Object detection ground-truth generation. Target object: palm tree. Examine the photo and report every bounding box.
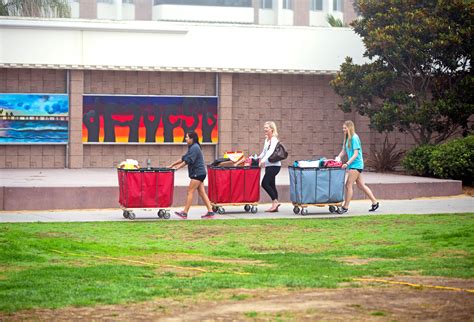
[326,14,344,27]
[0,0,71,18]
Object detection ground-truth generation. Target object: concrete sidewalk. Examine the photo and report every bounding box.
[0,168,464,211]
[0,195,472,223]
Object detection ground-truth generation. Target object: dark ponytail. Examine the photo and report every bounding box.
[187,132,201,148]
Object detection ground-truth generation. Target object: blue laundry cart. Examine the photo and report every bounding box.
[288,166,346,215]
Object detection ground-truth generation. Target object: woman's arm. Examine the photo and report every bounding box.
[168,158,183,168]
[342,149,358,169]
[337,148,346,159]
[257,140,266,160]
[259,137,277,166]
[337,138,346,159]
[172,160,187,170]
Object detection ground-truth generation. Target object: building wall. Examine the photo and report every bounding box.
[0,67,417,169]
[343,0,358,25]
[293,0,310,26]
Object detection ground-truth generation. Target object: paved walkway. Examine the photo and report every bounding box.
[1,195,472,223]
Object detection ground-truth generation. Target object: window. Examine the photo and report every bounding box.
[260,0,272,9]
[97,0,115,4]
[154,0,252,7]
[311,0,323,11]
[333,0,343,12]
[123,0,134,3]
[282,0,292,10]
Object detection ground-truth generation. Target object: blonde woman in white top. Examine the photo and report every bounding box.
[258,121,282,212]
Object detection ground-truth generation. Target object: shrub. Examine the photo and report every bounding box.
[429,135,474,184]
[401,144,437,176]
[366,135,404,172]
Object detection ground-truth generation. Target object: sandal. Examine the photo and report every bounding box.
[369,202,379,212]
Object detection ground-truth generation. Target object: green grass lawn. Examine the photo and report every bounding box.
[0,213,473,312]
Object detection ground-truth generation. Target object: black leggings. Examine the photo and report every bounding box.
[262,166,281,201]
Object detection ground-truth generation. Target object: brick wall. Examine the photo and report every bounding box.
[231,73,352,163]
[343,0,359,26]
[293,0,310,26]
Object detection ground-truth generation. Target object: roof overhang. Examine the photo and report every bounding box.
[0,17,366,74]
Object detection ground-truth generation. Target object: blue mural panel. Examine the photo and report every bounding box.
[0,94,69,143]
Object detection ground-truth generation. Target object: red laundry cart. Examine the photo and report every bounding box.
[207,165,261,214]
[117,168,175,220]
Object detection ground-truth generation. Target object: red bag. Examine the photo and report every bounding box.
[323,160,343,168]
[207,166,260,204]
[118,169,174,208]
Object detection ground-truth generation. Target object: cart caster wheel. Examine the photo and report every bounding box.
[329,206,336,213]
[163,212,171,220]
[244,204,251,212]
[251,206,258,213]
[301,208,309,216]
[212,206,219,212]
[128,212,136,220]
[293,206,300,215]
[158,209,165,218]
[217,207,225,215]
[123,210,129,218]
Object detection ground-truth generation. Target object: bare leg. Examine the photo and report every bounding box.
[183,179,201,213]
[197,182,213,212]
[356,174,377,204]
[343,170,360,209]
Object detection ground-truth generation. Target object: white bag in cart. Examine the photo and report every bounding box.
[296,160,320,168]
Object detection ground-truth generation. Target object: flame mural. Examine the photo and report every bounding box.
[82,95,218,143]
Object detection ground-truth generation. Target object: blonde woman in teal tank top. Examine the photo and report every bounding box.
[336,121,379,214]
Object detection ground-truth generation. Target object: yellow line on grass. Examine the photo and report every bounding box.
[354,278,474,293]
[52,249,251,276]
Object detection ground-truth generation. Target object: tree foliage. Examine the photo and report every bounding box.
[0,0,70,18]
[331,0,473,145]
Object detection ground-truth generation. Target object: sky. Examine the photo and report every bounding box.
[0,94,69,116]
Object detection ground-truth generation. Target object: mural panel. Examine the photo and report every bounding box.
[82,95,218,144]
[0,94,69,144]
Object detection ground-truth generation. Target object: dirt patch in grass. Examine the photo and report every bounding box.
[431,249,470,258]
[336,257,385,265]
[141,253,270,266]
[463,185,474,197]
[2,276,473,321]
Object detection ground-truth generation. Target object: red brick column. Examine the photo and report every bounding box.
[68,70,84,168]
[294,0,310,26]
[218,73,233,156]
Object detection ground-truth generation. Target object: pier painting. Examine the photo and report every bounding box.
[0,94,69,143]
[82,95,218,144]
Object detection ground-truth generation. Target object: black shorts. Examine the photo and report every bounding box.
[348,168,363,173]
[191,175,206,182]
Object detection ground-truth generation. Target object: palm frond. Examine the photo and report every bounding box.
[326,14,344,27]
[1,0,71,18]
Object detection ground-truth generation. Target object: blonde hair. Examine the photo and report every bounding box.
[344,120,356,148]
[264,121,278,137]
